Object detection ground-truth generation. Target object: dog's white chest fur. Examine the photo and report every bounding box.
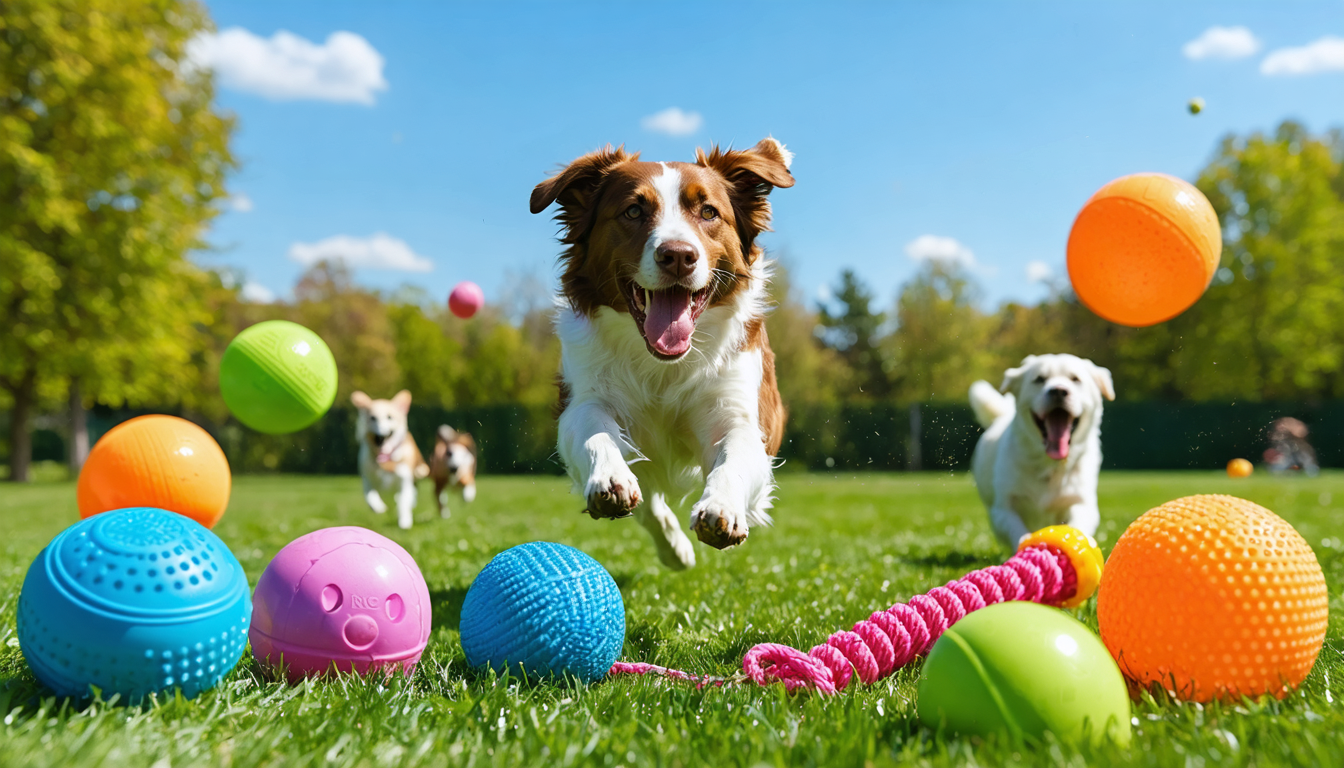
[553,264,776,568]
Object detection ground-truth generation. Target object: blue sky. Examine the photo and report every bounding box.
[198,1,1344,311]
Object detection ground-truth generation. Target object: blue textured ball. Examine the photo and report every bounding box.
[459,542,624,684]
[17,507,252,702]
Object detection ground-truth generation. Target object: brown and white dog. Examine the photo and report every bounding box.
[352,389,430,529]
[531,137,793,569]
[430,424,477,518]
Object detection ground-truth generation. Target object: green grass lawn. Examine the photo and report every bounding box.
[1,470,1342,767]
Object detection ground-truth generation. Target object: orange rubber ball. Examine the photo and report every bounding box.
[1067,173,1222,327]
[1097,495,1328,702]
[1227,458,1254,478]
[77,415,232,528]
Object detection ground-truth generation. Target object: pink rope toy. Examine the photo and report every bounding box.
[609,526,1105,694]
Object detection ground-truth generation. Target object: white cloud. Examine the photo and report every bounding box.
[187,28,387,105]
[641,107,704,137]
[1026,260,1053,283]
[1261,36,1344,76]
[288,233,432,272]
[1183,26,1260,60]
[241,281,276,303]
[230,193,254,213]
[904,235,976,268]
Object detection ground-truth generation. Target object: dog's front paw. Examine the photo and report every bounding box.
[365,490,388,515]
[584,463,641,519]
[690,493,748,549]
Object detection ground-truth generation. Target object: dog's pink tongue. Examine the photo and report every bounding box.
[1044,410,1073,460]
[644,287,694,357]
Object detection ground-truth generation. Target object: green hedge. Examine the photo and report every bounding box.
[64,400,1344,475]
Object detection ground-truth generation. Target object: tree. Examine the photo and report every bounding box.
[292,262,401,402]
[764,259,851,406]
[0,0,234,480]
[817,269,890,400]
[885,260,993,402]
[1171,122,1344,400]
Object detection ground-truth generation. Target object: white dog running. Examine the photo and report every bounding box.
[969,354,1114,548]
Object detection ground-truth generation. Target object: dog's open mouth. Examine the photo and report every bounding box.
[1033,408,1079,461]
[368,433,395,462]
[624,279,713,360]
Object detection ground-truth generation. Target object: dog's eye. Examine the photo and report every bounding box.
[1070,374,1081,383]
[1034,375,1046,384]
[623,204,643,220]
[700,205,718,220]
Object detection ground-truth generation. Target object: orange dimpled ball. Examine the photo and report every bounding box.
[1097,495,1328,702]
[1227,458,1253,478]
[77,415,232,528]
[1067,173,1222,327]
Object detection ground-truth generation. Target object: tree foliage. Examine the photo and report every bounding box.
[817,269,889,400]
[0,0,233,480]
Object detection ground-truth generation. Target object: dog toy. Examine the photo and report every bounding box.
[449,281,484,319]
[17,507,251,702]
[250,527,432,681]
[613,526,1103,694]
[1188,97,1204,115]
[1066,173,1221,327]
[219,320,338,434]
[76,415,232,528]
[918,601,1130,745]
[1098,494,1328,702]
[459,542,624,684]
[1226,458,1253,478]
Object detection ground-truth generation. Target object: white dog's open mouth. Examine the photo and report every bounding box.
[368,433,395,462]
[1033,408,1079,460]
[624,279,712,360]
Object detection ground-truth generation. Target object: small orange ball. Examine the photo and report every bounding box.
[1067,173,1222,327]
[1097,495,1328,702]
[1227,458,1254,478]
[77,415,232,528]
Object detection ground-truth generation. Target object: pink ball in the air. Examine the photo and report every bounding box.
[449,281,484,318]
[249,527,431,681]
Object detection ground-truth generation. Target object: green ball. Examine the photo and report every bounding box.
[917,602,1131,746]
[219,320,337,435]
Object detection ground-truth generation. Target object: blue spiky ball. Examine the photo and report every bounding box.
[458,542,624,684]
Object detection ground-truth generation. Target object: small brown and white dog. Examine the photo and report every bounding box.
[969,354,1115,548]
[531,137,794,570]
[430,425,477,518]
[352,389,429,530]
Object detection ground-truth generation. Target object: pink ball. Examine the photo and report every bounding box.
[250,527,431,681]
[449,281,484,319]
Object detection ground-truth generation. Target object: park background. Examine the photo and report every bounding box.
[3,2,1344,482]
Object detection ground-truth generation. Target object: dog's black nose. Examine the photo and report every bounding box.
[1047,387,1069,400]
[655,240,698,280]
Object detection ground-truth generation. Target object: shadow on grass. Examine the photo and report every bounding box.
[431,587,471,631]
[898,550,996,570]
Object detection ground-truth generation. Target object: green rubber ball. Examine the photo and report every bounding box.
[917,602,1131,746]
[219,320,338,435]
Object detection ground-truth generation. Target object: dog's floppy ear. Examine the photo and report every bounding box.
[437,424,457,443]
[351,391,372,409]
[530,145,635,242]
[999,356,1037,395]
[391,390,412,413]
[1091,363,1116,402]
[696,137,795,263]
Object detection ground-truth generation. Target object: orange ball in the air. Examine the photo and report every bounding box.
[77,415,232,528]
[1097,495,1328,702]
[1227,458,1253,478]
[1067,173,1222,327]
